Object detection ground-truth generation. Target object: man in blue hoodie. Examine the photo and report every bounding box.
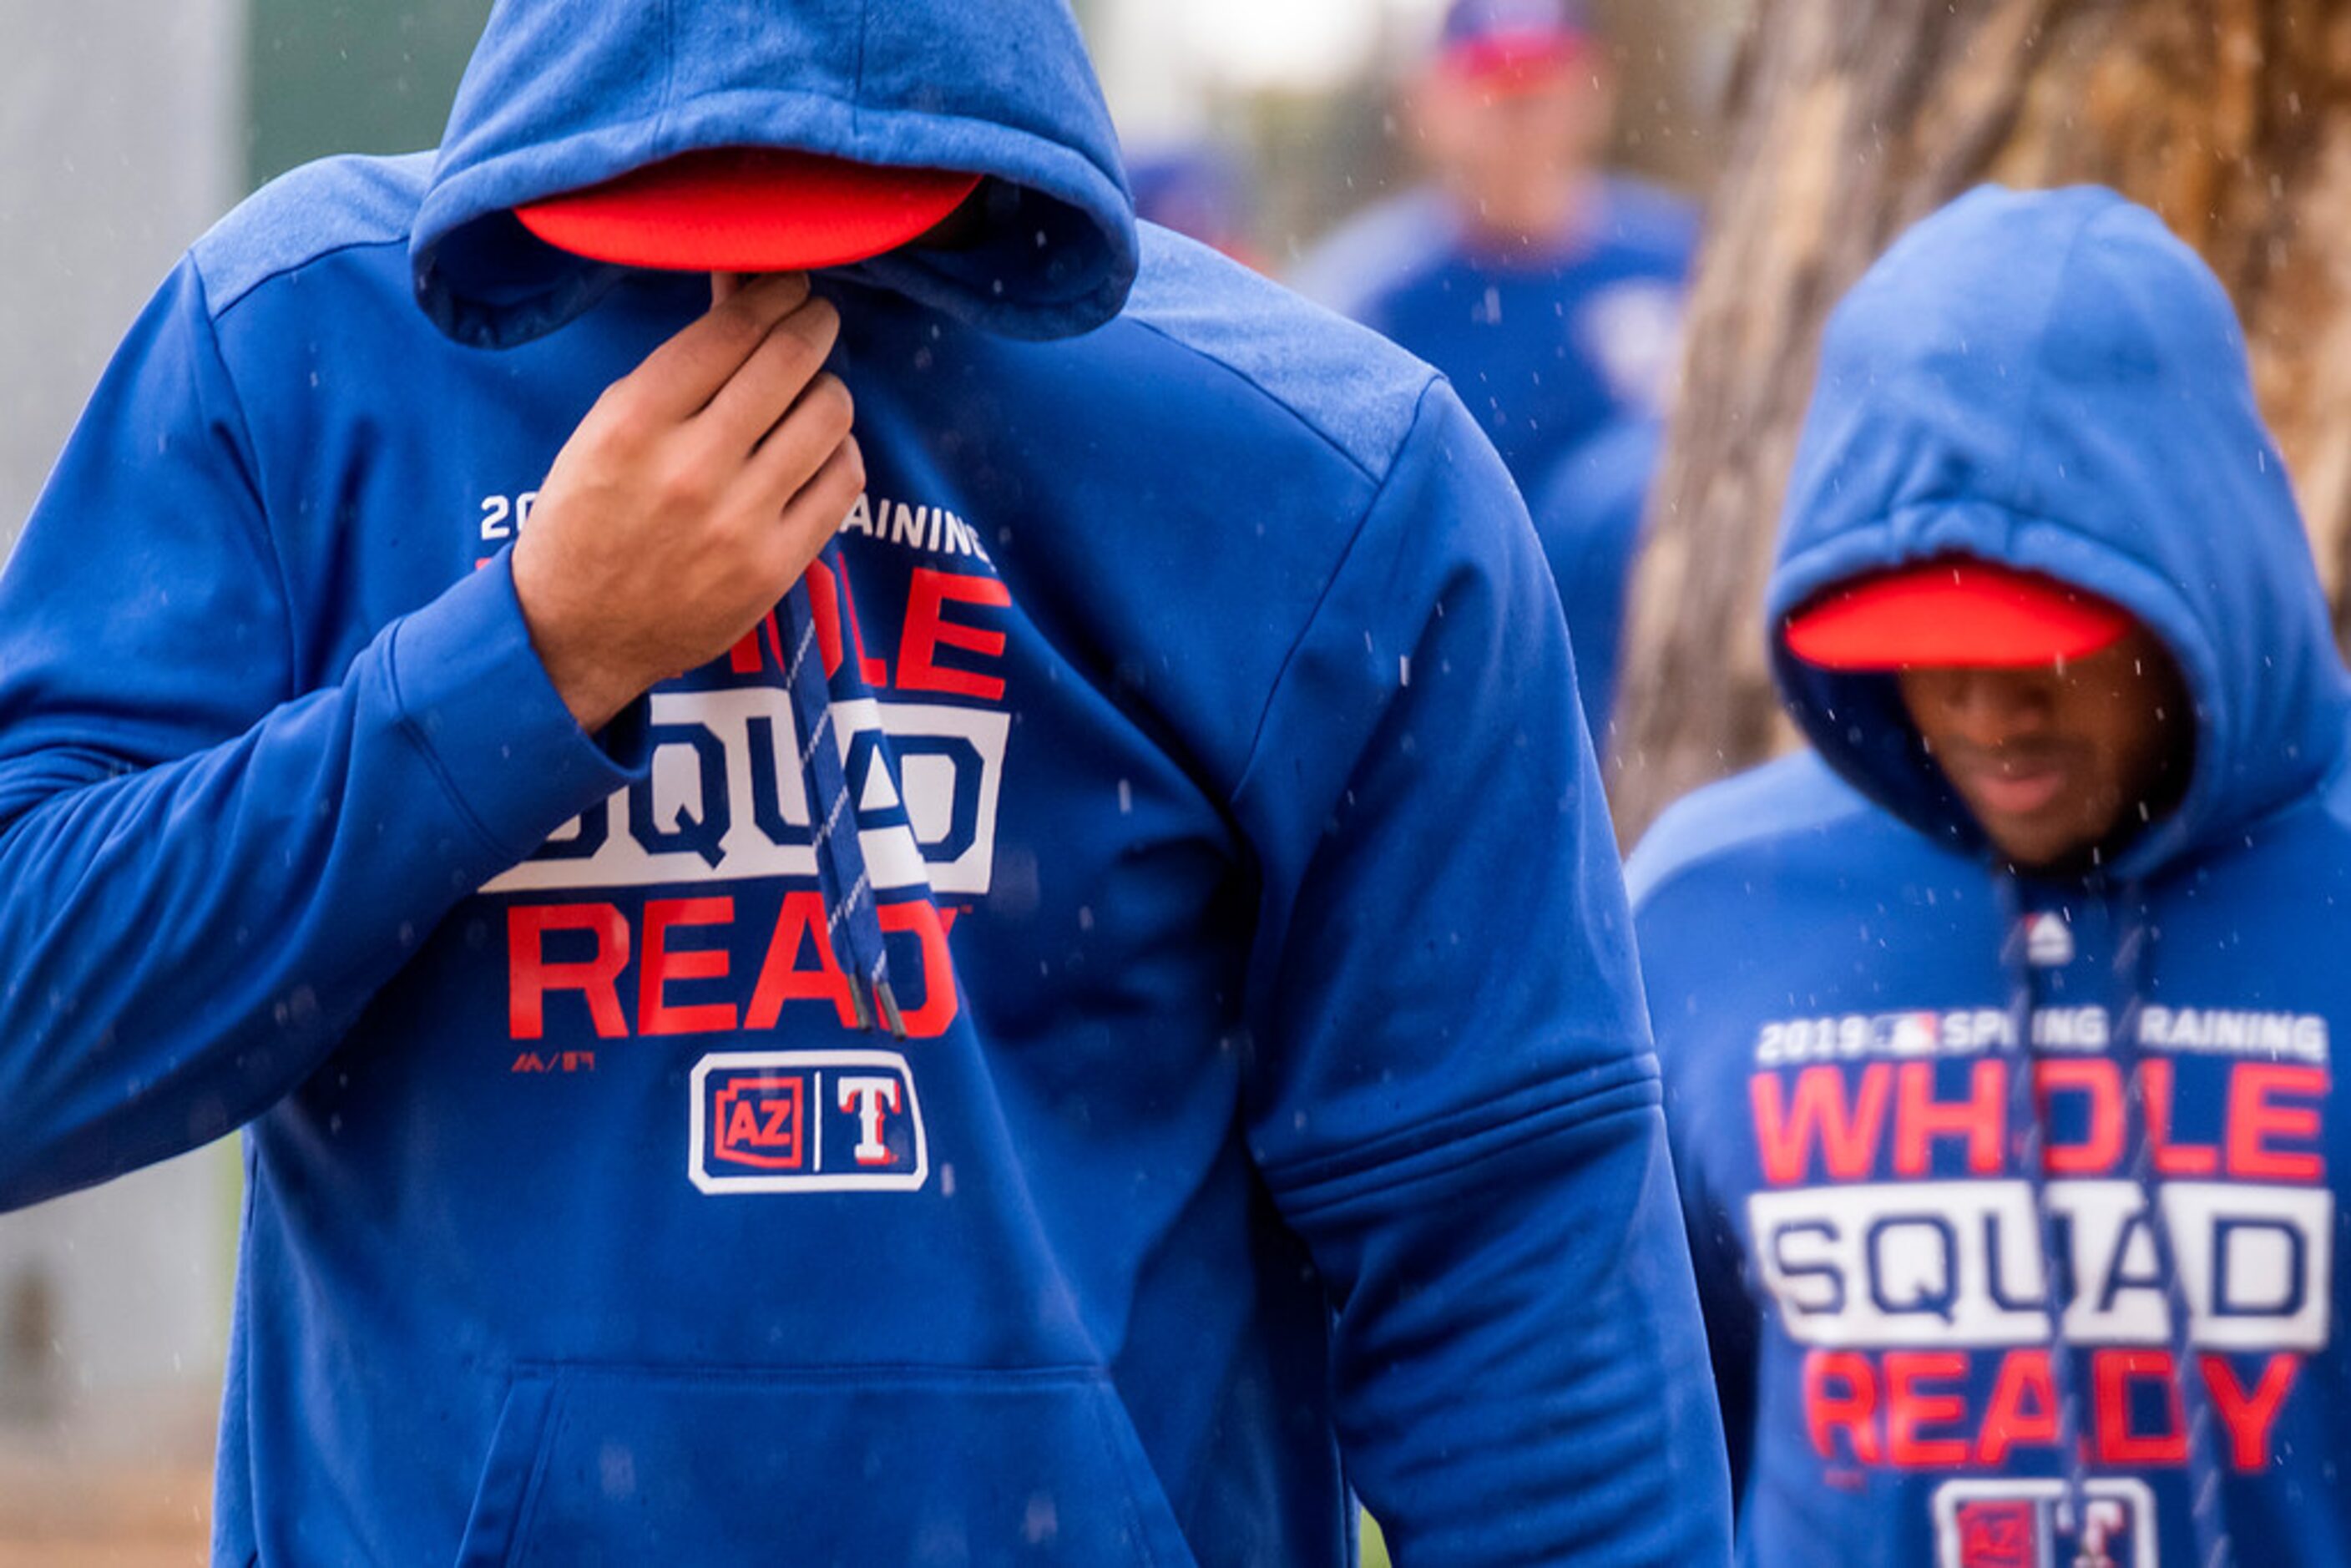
[0,1,1731,1563]
[1527,413,1662,748]
[1293,0,1697,496]
[1631,184,2351,1565]
[1294,0,1694,746]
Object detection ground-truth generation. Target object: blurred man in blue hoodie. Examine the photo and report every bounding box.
[1294,0,1696,496]
[1528,412,1663,749]
[0,1,1731,1563]
[1631,184,2351,1565]
[1294,0,1695,747]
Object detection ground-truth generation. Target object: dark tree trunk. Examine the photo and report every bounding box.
[1610,0,2351,842]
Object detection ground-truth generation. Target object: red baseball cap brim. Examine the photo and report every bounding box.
[1437,32,1588,93]
[513,147,983,274]
[1783,560,2136,670]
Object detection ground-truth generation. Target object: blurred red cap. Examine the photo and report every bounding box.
[1783,559,2136,670]
[514,146,983,273]
[1433,0,1590,93]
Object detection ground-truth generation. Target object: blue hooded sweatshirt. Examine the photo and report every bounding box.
[1292,178,1696,493]
[1528,413,1661,747]
[0,2,1731,1564]
[1629,184,2351,1566]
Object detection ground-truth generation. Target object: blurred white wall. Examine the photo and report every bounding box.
[0,0,245,1462]
[1090,0,1448,147]
[0,3,245,554]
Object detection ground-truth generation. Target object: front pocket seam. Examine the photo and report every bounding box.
[502,1380,572,1568]
[483,1363,1189,1565]
[1084,1381,1169,1568]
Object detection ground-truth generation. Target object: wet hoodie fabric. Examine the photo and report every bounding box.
[1292,178,1696,493]
[0,2,1731,1564]
[1629,185,2351,1565]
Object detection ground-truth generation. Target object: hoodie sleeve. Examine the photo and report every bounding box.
[1231,382,1732,1566]
[0,257,640,1211]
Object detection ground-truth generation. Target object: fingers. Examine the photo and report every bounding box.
[627,271,812,422]
[768,436,867,572]
[700,294,842,453]
[736,371,857,516]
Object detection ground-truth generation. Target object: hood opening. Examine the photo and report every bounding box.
[1766,187,2349,880]
[411,0,1139,350]
[1791,600,2200,881]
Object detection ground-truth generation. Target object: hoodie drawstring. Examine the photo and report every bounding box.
[2106,888,2232,1568]
[1996,874,2096,1557]
[1999,874,2232,1568]
[779,547,903,1036]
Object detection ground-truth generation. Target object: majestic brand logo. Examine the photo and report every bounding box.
[2024,913,2074,968]
[690,1051,928,1195]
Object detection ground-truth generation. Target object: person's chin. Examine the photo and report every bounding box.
[1960,792,2081,871]
[1976,804,2118,873]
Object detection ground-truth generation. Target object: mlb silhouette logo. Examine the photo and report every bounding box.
[1934,1479,2154,1568]
[2023,910,2075,967]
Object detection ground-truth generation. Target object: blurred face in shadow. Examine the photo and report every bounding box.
[1412,58,1614,245]
[1897,625,2193,873]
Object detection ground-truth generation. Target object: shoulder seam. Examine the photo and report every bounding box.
[1629,786,1878,913]
[183,264,301,701]
[200,232,412,322]
[1120,313,1427,487]
[1227,378,1446,792]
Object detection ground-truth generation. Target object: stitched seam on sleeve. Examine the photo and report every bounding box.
[382,621,523,864]
[1228,378,1445,797]
[1266,1065,1661,1219]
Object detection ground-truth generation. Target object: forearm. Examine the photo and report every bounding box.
[1285,1086,1733,1565]
[0,562,636,1208]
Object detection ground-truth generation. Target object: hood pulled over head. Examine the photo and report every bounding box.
[412,0,1137,348]
[1767,185,2350,878]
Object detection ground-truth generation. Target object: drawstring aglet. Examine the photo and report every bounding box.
[872,977,907,1039]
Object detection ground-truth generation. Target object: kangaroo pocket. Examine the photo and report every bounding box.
[454,1363,1199,1568]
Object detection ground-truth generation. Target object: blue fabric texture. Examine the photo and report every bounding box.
[1529,413,1659,746]
[1631,186,2351,1565]
[0,3,1729,1563]
[1441,0,1592,49]
[1293,177,1696,491]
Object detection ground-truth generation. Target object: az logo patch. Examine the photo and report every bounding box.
[1935,1479,2154,1568]
[690,1050,928,1195]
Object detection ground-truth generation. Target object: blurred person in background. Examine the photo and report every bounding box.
[1528,411,1660,750]
[1294,0,1696,746]
[0,0,1733,1561]
[1630,184,2351,1565]
[1292,0,1696,497]
[1126,140,1267,271]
